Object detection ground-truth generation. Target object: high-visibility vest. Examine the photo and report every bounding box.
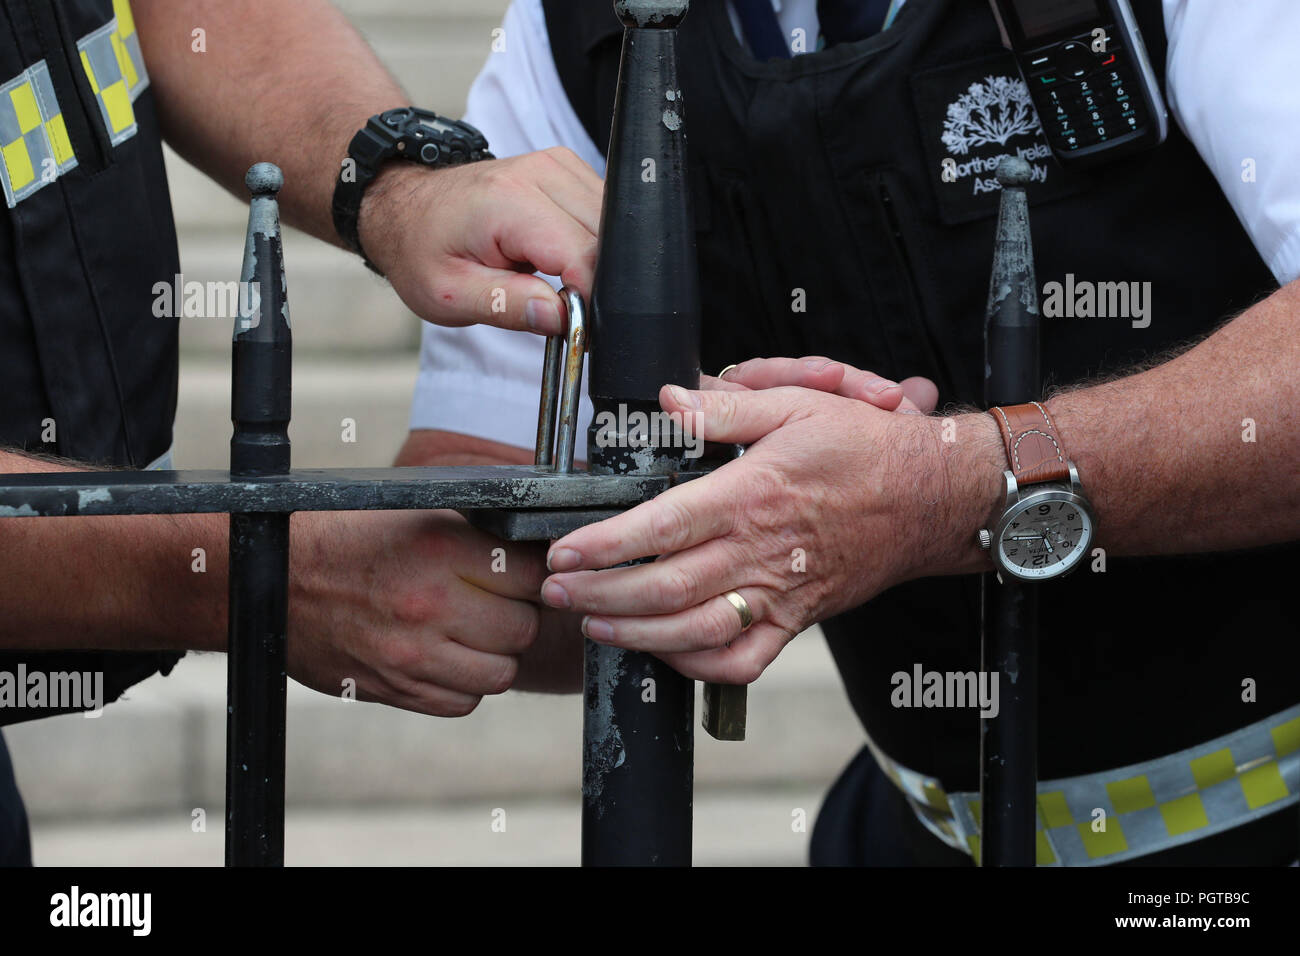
[0,1,183,732]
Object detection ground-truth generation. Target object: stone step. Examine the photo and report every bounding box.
[335,0,507,20]
[173,355,419,469]
[171,227,421,355]
[166,0,516,354]
[166,0,510,233]
[29,789,825,866]
[4,627,859,823]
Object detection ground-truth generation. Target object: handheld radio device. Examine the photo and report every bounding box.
[988,0,1167,167]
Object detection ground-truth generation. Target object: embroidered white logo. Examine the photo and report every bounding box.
[940,75,1053,195]
[942,75,1039,153]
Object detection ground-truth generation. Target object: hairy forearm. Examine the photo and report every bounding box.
[0,452,227,652]
[134,0,406,244]
[395,429,535,468]
[1045,279,1299,555]
[931,278,1300,575]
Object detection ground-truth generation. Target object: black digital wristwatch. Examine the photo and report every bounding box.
[332,108,494,272]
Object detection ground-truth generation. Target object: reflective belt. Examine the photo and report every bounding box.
[0,0,148,207]
[144,445,173,471]
[867,704,1300,866]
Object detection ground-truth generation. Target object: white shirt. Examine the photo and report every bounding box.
[411,0,1300,455]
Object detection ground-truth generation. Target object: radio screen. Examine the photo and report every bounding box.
[1010,0,1101,39]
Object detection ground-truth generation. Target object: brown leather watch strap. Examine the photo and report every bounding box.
[989,402,1070,485]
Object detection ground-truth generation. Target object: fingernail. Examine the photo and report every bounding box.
[547,547,582,572]
[540,580,570,609]
[525,297,561,335]
[805,359,836,371]
[667,385,701,409]
[582,616,614,642]
[866,378,902,392]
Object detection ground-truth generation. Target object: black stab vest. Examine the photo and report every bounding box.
[544,0,1297,789]
[0,0,183,724]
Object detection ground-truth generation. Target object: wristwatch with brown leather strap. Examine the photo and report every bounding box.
[978,401,1095,581]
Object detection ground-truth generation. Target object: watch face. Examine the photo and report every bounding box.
[995,487,1093,580]
[415,116,455,137]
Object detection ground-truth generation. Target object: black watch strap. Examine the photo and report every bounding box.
[332,108,493,273]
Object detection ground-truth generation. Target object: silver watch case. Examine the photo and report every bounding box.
[978,462,1095,582]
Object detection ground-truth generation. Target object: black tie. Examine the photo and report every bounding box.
[732,0,792,60]
[817,0,892,46]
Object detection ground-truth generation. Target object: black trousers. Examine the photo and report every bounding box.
[0,733,31,867]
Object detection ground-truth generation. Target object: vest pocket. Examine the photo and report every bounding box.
[860,169,956,397]
[700,169,805,366]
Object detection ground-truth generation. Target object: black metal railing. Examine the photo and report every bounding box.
[980,158,1041,867]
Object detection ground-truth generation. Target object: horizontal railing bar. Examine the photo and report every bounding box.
[0,466,678,518]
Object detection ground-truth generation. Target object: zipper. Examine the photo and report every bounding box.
[873,174,957,399]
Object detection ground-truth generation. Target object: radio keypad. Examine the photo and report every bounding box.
[1024,26,1147,152]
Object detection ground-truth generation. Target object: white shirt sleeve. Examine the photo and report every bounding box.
[409,0,604,458]
[1164,0,1300,285]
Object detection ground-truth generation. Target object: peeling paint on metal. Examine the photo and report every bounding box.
[0,469,685,520]
[76,487,112,510]
[237,235,261,340]
[985,187,1039,323]
[280,271,291,329]
[238,164,285,339]
[614,0,690,28]
[583,649,627,813]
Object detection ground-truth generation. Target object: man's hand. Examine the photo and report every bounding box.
[289,510,548,716]
[386,357,938,694]
[539,262,1300,685]
[359,148,602,336]
[135,1,601,337]
[0,457,553,716]
[706,356,939,413]
[538,378,998,685]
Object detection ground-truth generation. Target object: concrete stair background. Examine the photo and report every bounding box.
[3,0,867,864]
[7,636,862,865]
[166,0,514,469]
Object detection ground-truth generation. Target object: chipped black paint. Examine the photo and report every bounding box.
[581,0,697,867]
[0,468,674,518]
[979,156,1042,867]
[227,164,292,867]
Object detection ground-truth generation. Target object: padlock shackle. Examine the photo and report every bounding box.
[534,287,587,474]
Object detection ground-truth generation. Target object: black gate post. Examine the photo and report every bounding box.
[581,0,701,866]
[225,163,293,866]
[979,157,1040,867]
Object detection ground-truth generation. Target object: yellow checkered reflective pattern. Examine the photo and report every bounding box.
[0,2,149,207]
[0,61,78,207]
[865,704,1300,866]
[77,0,150,147]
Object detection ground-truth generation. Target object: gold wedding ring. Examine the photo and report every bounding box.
[722,590,754,632]
[717,363,739,380]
